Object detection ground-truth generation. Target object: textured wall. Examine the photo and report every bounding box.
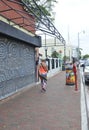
[0,35,36,99]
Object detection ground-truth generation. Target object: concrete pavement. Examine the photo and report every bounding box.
[0,71,81,130]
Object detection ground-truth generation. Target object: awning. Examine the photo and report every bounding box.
[0,0,36,34]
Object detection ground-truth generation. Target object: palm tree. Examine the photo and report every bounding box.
[76,47,82,59]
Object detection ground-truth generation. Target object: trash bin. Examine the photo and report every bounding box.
[62,63,65,71]
[66,67,75,85]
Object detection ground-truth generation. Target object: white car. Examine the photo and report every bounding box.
[84,61,89,83]
[79,59,85,67]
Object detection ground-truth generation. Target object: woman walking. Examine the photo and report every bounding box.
[38,57,48,92]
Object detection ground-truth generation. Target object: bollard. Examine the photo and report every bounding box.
[73,63,78,91]
[74,73,78,91]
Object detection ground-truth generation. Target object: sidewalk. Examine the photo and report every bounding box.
[0,71,81,130]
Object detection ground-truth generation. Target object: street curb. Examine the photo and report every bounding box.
[81,71,89,130]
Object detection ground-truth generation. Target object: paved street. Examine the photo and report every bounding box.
[0,71,81,130]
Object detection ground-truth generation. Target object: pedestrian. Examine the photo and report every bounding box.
[73,61,77,75]
[38,57,48,92]
[73,60,78,91]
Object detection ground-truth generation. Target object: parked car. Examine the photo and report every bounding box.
[79,59,85,67]
[84,61,89,83]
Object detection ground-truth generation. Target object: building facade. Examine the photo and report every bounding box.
[39,37,73,62]
[0,0,41,99]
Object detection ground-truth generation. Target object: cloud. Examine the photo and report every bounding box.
[54,0,89,55]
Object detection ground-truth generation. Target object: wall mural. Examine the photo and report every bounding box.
[0,35,35,98]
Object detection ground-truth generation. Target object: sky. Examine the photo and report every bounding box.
[54,0,89,55]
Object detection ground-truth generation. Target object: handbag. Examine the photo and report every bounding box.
[39,74,47,80]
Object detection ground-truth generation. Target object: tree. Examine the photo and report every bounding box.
[83,54,89,59]
[51,51,59,58]
[63,56,70,62]
[76,47,82,59]
[22,0,58,21]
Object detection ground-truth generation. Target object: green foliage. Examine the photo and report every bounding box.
[22,0,58,21]
[39,5,51,16]
[63,56,70,61]
[83,54,89,59]
[51,51,59,58]
[76,47,82,59]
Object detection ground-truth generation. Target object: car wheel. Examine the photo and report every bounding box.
[85,80,88,84]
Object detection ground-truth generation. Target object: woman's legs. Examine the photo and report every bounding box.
[40,74,47,92]
[42,80,47,91]
[41,79,47,92]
